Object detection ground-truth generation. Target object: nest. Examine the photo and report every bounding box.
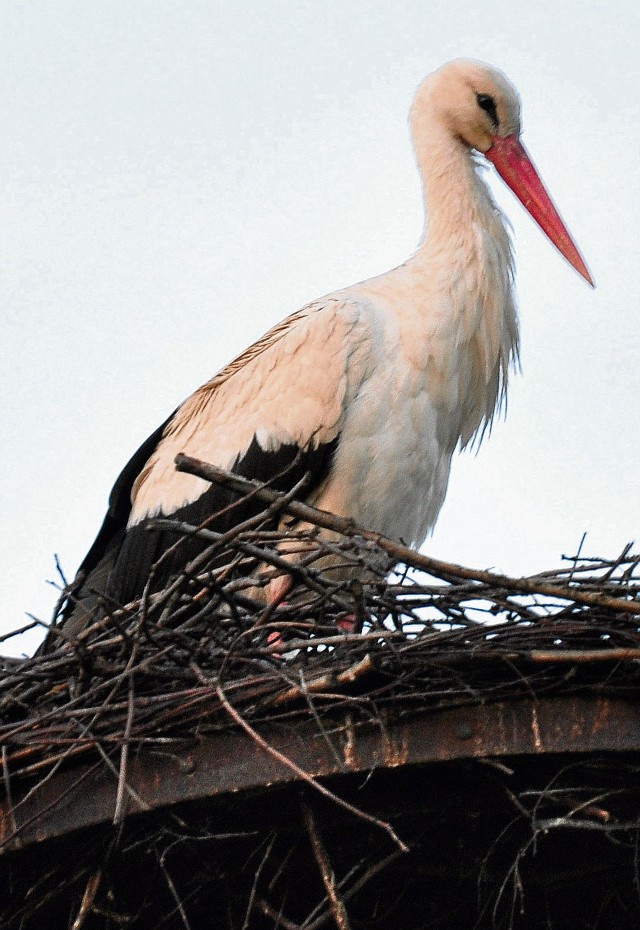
[1,456,640,929]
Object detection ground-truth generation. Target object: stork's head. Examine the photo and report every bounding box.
[412,59,593,286]
[416,59,521,153]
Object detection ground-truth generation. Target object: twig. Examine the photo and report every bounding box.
[1,745,17,835]
[297,672,345,771]
[70,869,102,930]
[148,518,353,609]
[257,897,303,930]
[528,648,640,663]
[273,655,374,706]
[214,678,408,852]
[175,455,640,615]
[303,850,405,930]
[301,797,351,930]
[242,834,276,930]
[113,682,136,824]
[158,846,193,930]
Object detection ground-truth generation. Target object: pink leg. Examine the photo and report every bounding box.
[264,576,293,653]
[336,614,357,633]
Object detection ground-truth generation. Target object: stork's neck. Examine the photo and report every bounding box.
[344,120,519,447]
[399,121,519,447]
[415,125,508,265]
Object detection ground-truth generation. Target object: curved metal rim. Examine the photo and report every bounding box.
[1,695,638,854]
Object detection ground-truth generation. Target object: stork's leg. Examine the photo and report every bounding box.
[265,575,294,652]
[264,577,359,654]
[336,615,357,633]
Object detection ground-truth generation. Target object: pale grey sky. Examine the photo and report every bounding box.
[2,0,639,654]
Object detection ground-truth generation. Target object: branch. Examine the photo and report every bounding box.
[212,675,408,853]
[301,797,351,930]
[175,454,640,616]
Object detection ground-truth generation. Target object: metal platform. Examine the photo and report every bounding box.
[2,694,639,853]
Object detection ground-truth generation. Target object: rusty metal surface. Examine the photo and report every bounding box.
[1,695,638,854]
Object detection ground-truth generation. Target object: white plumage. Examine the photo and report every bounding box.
[52,58,591,643]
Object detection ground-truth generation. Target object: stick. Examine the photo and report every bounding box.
[113,683,135,824]
[175,455,640,616]
[303,850,404,930]
[273,655,374,706]
[527,648,640,663]
[1,746,17,836]
[214,679,408,852]
[70,870,102,930]
[257,898,302,930]
[301,797,351,930]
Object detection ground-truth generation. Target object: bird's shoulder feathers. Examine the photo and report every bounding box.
[129,295,375,524]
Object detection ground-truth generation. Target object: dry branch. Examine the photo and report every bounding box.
[0,459,638,794]
[176,454,640,616]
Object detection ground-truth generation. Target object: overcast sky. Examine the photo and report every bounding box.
[1,0,638,654]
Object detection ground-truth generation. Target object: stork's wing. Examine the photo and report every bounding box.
[57,297,373,636]
[73,412,176,582]
[128,297,371,524]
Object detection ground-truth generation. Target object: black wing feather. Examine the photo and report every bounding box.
[46,430,338,649]
[105,434,339,607]
[75,410,177,580]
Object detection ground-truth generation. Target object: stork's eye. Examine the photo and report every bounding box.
[476,93,498,128]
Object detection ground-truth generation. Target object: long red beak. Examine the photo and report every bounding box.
[486,134,593,287]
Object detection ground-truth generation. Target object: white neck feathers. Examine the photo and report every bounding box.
[408,114,520,447]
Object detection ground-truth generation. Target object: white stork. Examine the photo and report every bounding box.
[54,59,591,644]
